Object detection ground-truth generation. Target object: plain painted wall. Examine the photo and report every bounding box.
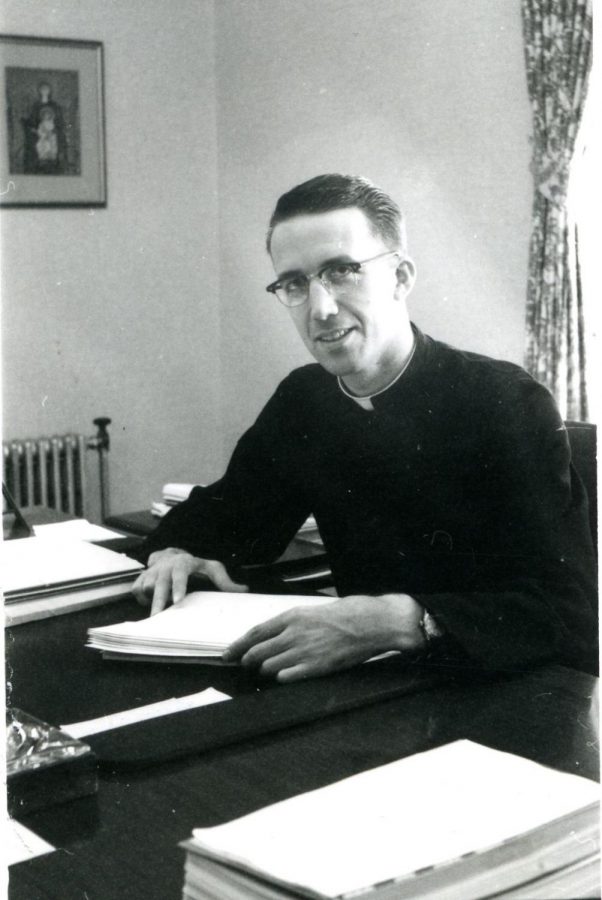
[1,0,222,517]
[1,0,533,517]
[215,0,533,454]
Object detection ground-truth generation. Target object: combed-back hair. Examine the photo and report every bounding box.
[266,174,407,255]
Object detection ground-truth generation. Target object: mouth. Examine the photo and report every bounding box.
[314,327,355,345]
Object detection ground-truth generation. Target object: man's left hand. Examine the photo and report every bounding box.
[222,593,425,682]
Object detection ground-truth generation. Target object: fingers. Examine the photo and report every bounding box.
[222,600,389,682]
[132,571,149,605]
[171,559,191,604]
[132,551,249,619]
[222,616,287,663]
[132,548,189,608]
[276,663,314,683]
[239,641,334,683]
[222,611,336,682]
[131,557,187,615]
[204,560,249,594]
[150,564,177,615]
[227,635,309,680]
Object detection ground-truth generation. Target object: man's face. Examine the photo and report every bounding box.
[269,207,415,395]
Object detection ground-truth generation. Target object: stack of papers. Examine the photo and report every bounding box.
[87,591,334,661]
[151,483,198,517]
[3,537,144,625]
[3,537,143,602]
[182,740,600,900]
[162,483,198,504]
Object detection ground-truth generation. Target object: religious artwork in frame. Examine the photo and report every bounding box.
[0,35,106,207]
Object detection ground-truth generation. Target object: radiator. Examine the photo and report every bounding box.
[3,434,89,517]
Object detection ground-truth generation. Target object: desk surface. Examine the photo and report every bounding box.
[7,597,599,900]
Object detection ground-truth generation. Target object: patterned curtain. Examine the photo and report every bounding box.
[521,0,592,420]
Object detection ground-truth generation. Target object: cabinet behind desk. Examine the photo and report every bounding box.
[105,509,158,537]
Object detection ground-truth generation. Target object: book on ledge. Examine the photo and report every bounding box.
[86,591,334,663]
[151,482,199,517]
[180,740,600,900]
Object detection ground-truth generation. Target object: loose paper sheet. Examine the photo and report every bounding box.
[62,687,230,737]
[191,740,600,898]
[7,819,55,866]
[33,519,126,542]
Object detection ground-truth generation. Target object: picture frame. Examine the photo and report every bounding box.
[0,35,106,207]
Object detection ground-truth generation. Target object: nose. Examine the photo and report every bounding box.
[307,277,338,320]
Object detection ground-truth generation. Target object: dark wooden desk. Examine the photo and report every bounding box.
[7,596,599,900]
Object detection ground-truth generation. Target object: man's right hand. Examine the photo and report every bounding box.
[132,547,248,615]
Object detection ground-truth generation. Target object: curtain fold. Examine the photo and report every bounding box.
[521,0,592,420]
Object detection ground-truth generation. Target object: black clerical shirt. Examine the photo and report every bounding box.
[141,327,597,673]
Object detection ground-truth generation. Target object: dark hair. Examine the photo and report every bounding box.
[266,174,407,255]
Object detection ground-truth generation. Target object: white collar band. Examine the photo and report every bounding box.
[338,339,417,410]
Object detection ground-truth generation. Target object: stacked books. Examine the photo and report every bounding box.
[86,591,334,663]
[181,740,600,899]
[151,483,198,518]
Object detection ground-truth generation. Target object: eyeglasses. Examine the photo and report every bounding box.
[266,250,400,307]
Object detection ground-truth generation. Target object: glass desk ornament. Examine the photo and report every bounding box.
[7,707,98,815]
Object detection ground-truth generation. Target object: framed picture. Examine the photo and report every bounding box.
[0,35,106,207]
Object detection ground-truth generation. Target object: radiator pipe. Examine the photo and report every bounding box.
[88,417,111,522]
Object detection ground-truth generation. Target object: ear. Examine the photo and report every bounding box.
[395,258,416,297]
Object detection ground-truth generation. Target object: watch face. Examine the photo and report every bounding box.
[422,611,443,641]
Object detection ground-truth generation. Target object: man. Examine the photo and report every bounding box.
[133,174,597,681]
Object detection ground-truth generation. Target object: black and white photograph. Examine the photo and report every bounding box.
[1,1,598,899]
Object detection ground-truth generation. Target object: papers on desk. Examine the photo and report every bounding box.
[32,518,127,542]
[3,536,143,600]
[162,483,198,504]
[152,482,199,516]
[7,819,55,867]
[3,536,143,625]
[87,591,334,661]
[63,687,230,738]
[182,740,600,900]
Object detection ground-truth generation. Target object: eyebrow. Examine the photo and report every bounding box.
[275,254,355,282]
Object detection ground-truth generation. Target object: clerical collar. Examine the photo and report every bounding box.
[337,339,417,411]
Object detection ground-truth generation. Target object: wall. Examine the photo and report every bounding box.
[2,0,534,517]
[215,0,533,453]
[1,0,222,516]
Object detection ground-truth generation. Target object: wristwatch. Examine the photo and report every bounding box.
[420,608,443,644]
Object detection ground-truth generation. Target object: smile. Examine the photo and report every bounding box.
[315,327,355,344]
